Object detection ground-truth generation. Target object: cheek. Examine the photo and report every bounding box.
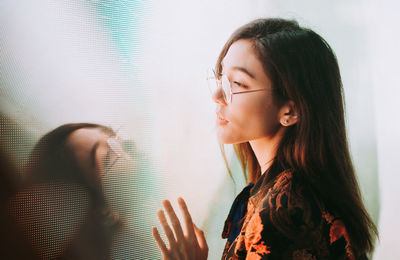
[95,146,108,176]
[216,97,280,143]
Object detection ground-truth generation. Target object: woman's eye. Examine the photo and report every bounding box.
[232,81,246,89]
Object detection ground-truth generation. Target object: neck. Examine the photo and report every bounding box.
[249,129,284,175]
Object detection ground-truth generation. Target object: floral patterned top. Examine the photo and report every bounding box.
[221,169,367,260]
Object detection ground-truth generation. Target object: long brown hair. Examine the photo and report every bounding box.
[24,123,120,259]
[26,123,115,202]
[217,18,378,257]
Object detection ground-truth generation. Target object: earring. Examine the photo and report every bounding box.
[282,119,289,126]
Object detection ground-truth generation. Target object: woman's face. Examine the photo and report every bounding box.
[213,39,282,144]
[66,127,112,179]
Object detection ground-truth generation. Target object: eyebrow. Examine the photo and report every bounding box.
[221,61,256,79]
[232,66,256,79]
[90,141,100,168]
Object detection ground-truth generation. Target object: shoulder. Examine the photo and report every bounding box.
[224,170,358,259]
[251,170,321,239]
[229,170,322,258]
[246,169,356,259]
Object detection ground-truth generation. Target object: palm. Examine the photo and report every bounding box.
[152,198,208,260]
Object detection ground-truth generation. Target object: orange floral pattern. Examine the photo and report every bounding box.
[244,213,263,250]
[222,170,361,260]
[322,211,355,260]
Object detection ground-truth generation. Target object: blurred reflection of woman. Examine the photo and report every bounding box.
[152,18,378,259]
[10,123,122,259]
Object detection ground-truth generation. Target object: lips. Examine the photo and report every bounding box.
[216,112,229,123]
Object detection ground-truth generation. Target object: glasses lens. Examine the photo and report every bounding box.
[107,138,123,156]
[206,69,231,103]
[221,74,231,103]
[104,138,123,173]
[206,68,218,95]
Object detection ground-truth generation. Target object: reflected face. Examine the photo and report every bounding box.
[66,127,112,180]
[213,39,282,144]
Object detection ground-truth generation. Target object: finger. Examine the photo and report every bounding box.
[157,210,177,249]
[163,200,186,243]
[194,224,208,251]
[163,200,189,260]
[152,226,169,256]
[178,197,196,242]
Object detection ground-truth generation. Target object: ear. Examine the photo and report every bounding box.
[279,100,299,127]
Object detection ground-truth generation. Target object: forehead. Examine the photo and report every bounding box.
[222,39,265,77]
[67,128,109,150]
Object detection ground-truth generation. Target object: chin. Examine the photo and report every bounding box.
[216,130,245,144]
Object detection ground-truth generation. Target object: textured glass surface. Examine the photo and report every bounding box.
[1,0,398,259]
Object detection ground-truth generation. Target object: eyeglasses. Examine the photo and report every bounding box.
[103,138,124,175]
[206,68,270,104]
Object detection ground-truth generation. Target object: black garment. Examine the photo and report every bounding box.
[221,169,364,260]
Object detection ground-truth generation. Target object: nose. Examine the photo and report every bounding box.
[212,86,227,106]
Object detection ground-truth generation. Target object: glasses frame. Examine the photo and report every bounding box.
[103,137,123,175]
[207,69,270,104]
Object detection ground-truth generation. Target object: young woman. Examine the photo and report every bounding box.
[13,123,122,259]
[152,18,378,260]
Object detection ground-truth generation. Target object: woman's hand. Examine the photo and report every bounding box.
[152,197,208,260]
